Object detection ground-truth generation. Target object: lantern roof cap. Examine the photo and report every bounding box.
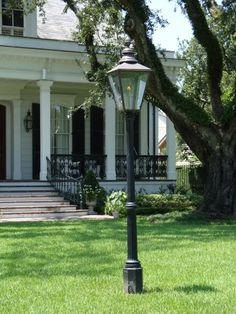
[107,42,151,74]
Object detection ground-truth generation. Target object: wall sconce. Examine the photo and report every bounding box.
[24,110,33,132]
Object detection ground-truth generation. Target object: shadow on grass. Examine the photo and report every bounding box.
[144,287,163,293]
[0,220,127,279]
[144,284,218,294]
[174,284,218,294]
[0,217,235,280]
[138,210,236,245]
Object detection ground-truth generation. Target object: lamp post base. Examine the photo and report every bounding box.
[123,261,143,294]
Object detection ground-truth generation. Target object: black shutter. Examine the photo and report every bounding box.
[90,106,104,155]
[32,103,40,180]
[72,109,85,155]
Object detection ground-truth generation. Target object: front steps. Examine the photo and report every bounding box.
[0,181,88,222]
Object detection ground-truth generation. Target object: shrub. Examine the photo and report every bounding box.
[136,194,197,215]
[104,191,202,216]
[104,191,127,216]
[82,170,106,213]
[83,171,100,191]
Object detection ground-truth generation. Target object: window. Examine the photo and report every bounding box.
[1,0,24,36]
[51,105,70,155]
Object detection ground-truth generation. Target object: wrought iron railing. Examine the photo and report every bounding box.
[116,155,168,179]
[47,157,84,208]
[51,154,107,180]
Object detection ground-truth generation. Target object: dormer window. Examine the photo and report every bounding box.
[1,0,24,36]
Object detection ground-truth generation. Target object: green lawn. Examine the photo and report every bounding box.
[0,214,235,314]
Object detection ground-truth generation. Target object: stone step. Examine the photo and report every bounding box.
[0,180,88,222]
[0,181,49,187]
[0,204,76,210]
[0,210,88,222]
[0,191,59,197]
[0,196,65,202]
[0,186,55,192]
[0,208,78,215]
[0,202,71,208]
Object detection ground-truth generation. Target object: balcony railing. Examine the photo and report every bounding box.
[51,154,107,180]
[50,154,168,180]
[116,155,168,180]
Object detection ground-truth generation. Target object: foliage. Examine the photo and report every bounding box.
[136,193,202,215]
[177,1,236,124]
[83,170,103,201]
[176,133,199,163]
[104,190,202,216]
[83,184,101,202]
[0,219,235,313]
[176,163,204,194]
[104,190,127,216]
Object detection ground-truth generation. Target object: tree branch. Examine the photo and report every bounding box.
[62,0,103,78]
[117,0,222,161]
[182,0,224,122]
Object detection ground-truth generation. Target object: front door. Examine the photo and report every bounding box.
[0,105,6,180]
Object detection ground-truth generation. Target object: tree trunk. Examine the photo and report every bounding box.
[202,150,236,216]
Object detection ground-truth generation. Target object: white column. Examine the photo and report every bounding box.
[140,101,148,155]
[155,107,159,155]
[148,103,153,155]
[37,80,53,180]
[12,99,22,179]
[105,94,116,180]
[166,117,176,180]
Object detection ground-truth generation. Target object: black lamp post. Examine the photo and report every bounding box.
[107,43,151,294]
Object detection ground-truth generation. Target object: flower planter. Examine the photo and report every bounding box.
[86,200,97,215]
[112,211,119,219]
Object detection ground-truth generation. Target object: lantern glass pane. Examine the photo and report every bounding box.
[120,72,149,111]
[108,72,124,111]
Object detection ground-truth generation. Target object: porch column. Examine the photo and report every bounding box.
[105,94,116,180]
[37,80,53,180]
[166,117,176,180]
[12,99,22,179]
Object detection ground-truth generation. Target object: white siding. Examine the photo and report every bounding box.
[20,98,34,180]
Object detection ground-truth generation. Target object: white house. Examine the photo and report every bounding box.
[0,0,182,193]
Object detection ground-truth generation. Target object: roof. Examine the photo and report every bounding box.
[37,0,78,41]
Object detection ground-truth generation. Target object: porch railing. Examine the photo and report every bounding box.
[51,154,107,180]
[47,157,84,208]
[49,154,168,181]
[116,155,168,180]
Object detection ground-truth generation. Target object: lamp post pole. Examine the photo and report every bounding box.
[107,42,151,294]
[123,111,143,293]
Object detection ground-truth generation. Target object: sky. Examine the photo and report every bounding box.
[149,0,193,52]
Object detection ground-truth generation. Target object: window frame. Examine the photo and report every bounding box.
[1,0,24,36]
[51,105,71,155]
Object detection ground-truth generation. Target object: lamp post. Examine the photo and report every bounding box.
[107,43,151,294]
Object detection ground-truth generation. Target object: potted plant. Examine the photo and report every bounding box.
[104,191,127,218]
[83,171,102,214]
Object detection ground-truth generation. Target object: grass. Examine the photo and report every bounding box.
[0,213,235,314]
